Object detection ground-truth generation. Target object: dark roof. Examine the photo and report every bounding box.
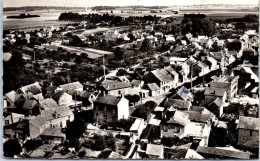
[80,91,92,98]
[23,99,37,109]
[237,116,259,130]
[131,79,142,87]
[204,87,226,97]
[164,99,191,110]
[94,95,122,106]
[197,146,250,159]
[52,90,66,101]
[39,98,58,110]
[209,97,223,107]
[171,86,192,101]
[189,111,211,123]
[46,86,57,92]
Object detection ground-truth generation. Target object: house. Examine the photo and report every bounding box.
[57,81,84,94]
[170,57,187,65]
[163,98,191,111]
[207,97,224,117]
[3,113,24,126]
[165,35,175,42]
[171,86,193,101]
[209,52,225,67]
[204,87,227,104]
[161,110,189,138]
[29,106,74,138]
[209,75,239,100]
[23,99,38,115]
[39,98,58,110]
[101,81,132,96]
[161,66,179,87]
[130,79,143,95]
[40,127,66,143]
[93,95,129,124]
[237,116,259,149]
[52,91,73,106]
[202,56,218,71]
[143,69,175,94]
[80,91,97,107]
[193,61,209,77]
[3,90,16,108]
[142,83,160,96]
[15,82,42,101]
[129,118,145,139]
[145,144,164,159]
[196,146,250,159]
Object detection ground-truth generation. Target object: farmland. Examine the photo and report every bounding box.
[3,6,258,30]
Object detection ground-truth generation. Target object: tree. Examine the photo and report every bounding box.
[140,39,152,52]
[4,139,22,157]
[226,40,241,51]
[91,134,106,150]
[211,41,221,52]
[114,47,124,60]
[24,138,43,151]
[105,133,116,151]
[65,118,86,140]
[161,137,177,147]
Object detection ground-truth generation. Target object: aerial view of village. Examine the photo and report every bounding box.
[2,0,259,159]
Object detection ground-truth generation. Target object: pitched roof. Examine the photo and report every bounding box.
[108,151,123,159]
[197,146,250,159]
[167,111,189,126]
[23,99,37,109]
[146,144,164,156]
[59,81,83,91]
[80,91,92,98]
[29,106,73,128]
[209,97,223,107]
[146,83,160,91]
[4,90,16,103]
[164,99,191,110]
[151,69,173,82]
[188,111,211,123]
[52,91,67,101]
[19,82,42,94]
[171,86,192,101]
[102,81,131,91]
[39,98,58,110]
[237,116,259,131]
[204,87,226,97]
[131,79,142,87]
[94,95,122,106]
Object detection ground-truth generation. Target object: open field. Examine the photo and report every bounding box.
[45,43,113,59]
[3,7,258,30]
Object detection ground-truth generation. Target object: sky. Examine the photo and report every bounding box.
[3,0,259,7]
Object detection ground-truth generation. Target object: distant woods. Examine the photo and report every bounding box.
[58,12,160,25]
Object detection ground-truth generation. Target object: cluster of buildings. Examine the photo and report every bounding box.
[2,11,259,159]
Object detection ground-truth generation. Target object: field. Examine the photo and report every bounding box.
[3,7,258,30]
[46,44,113,59]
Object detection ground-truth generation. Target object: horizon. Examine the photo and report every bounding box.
[3,0,259,8]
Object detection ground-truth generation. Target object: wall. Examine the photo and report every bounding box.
[117,97,129,120]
